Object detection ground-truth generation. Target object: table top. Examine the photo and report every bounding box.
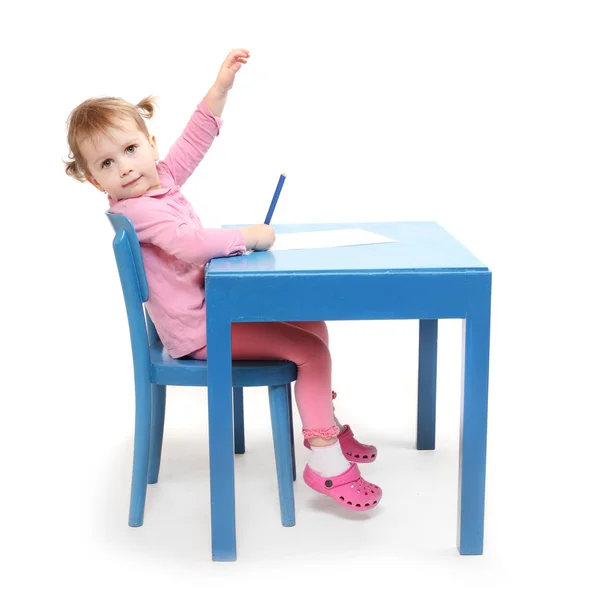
[207,221,488,276]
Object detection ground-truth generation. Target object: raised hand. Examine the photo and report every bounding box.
[214,48,251,94]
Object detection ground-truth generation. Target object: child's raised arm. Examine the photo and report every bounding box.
[161,49,250,187]
[203,48,250,118]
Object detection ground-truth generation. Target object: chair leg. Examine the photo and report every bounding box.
[233,387,245,454]
[286,383,296,482]
[129,377,152,527]
[148,384,166,484]
[417,319,438,450]
[268,384,296,527]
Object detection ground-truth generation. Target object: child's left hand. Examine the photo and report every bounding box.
[214,48,250,94]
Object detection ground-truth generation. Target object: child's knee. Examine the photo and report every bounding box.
[303,335,331,367]
[303,320,329,344]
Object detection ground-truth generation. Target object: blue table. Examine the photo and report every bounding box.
[205,221,492,561]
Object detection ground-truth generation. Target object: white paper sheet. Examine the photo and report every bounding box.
[268,228,396,252]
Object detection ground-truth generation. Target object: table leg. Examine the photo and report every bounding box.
[233,387,245,454]
[457,273,492,555]
[417,319,438,450]
[206,317,236,561]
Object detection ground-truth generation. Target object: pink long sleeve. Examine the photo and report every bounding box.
[161,99,222,187]
[116,196,246,266]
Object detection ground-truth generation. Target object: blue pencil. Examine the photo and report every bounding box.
[264,173,286,225]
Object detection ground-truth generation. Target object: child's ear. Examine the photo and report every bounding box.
[85,172,105,193]
[149,135,159,161]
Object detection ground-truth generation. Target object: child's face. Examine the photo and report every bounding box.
[81,118,160,200]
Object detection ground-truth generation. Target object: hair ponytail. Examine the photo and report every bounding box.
[136,95,158,119]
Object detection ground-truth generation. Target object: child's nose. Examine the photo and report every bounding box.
[120,166,133,177]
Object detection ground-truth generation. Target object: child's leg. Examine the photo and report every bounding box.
[284,321,329,345]
[188,322,383,510]
[283,322,342,419]
[286,322,378,463]
[189,322,336,441]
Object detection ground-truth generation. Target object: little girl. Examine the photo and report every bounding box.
[64,48,382,511]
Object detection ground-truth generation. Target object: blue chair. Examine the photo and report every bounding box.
[105,212,297,536]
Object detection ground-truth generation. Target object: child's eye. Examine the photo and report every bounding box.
[101,145,136,168]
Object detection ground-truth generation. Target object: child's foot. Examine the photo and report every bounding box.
[304,424,378,463]
[303,463,382,511]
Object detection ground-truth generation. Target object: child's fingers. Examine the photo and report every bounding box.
[222,48,249,70]
[225,52,249,64]
[230,48,250,58]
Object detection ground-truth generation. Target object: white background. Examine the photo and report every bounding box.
[2,1,599,597]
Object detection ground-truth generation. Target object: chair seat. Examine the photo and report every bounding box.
[149,341,298,387]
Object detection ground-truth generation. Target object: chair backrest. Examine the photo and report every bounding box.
[106,212,149,299]
[105,212,160,379]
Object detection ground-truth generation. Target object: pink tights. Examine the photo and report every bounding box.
[187,322,337,439]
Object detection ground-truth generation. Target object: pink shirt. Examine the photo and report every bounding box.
[108,100,246,358]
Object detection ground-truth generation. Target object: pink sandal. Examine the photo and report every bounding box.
[303,463,382,511]
[304,424,378,463]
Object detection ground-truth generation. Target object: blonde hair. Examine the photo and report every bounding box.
[64,95,158,182]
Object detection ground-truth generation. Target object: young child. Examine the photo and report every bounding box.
[64,48,382,511]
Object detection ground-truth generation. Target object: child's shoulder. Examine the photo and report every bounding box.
[156,159,176,184]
